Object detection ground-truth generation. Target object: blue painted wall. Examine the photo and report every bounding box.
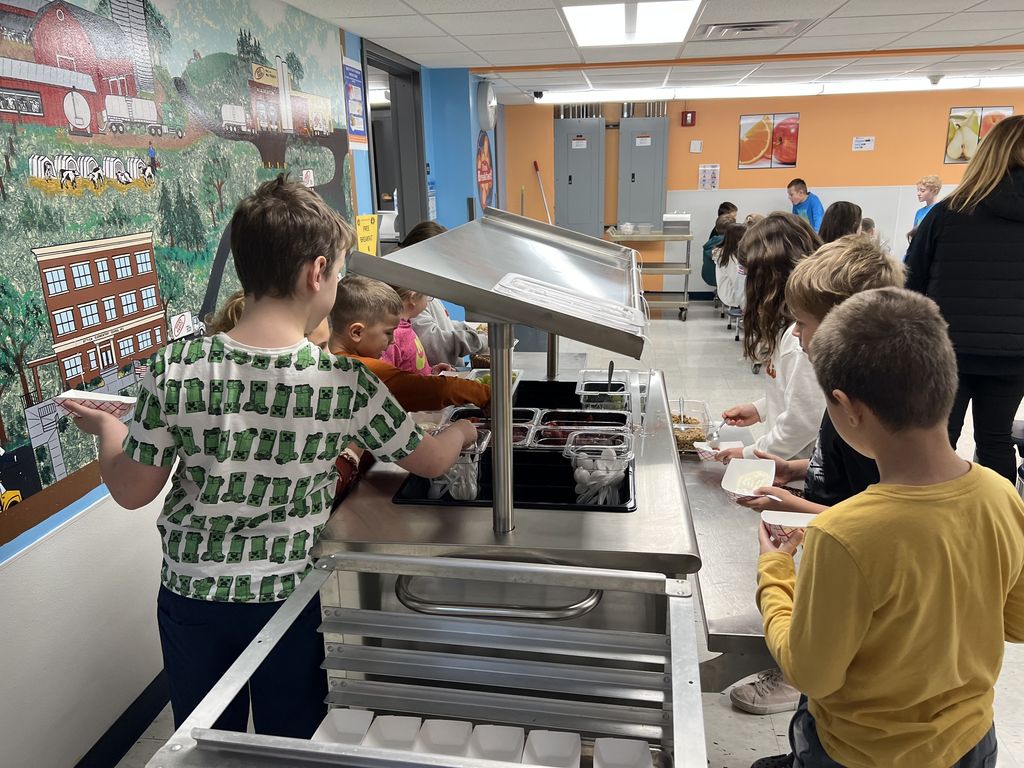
[421,68,475,229]
[344,31,374,217]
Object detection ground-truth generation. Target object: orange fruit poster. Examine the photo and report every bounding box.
[739,113,800,169]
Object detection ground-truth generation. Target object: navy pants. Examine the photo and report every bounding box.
[790,697,998,767]
[157,586,327,737]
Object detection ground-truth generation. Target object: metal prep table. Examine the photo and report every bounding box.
[677,458,776,691]
[606,230,694,321]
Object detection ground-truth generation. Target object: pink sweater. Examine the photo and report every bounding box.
[380,319,432,375]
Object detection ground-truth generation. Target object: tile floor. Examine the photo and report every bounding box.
[117,303,1023,767]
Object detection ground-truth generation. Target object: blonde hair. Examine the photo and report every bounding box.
[946,115,1024,213]
[916,174,942,193]
[810,288,957,431]
[786,235,906,321]
[205,290,246,335]
[331,274,402,333]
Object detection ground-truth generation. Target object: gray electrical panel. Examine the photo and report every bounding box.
[617,116,668,228]
[554,118,605,237]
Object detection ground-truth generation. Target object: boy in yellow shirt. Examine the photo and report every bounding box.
[756,287,1024,768]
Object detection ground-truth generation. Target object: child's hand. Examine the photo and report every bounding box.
[715,446,744,464]
[454,419,478,448]
[432,363,454,373]
[62,400,124,437]
[739,487,799,513]
[759,521,803,556]
[723,403,759,427]
[752,450,799,484]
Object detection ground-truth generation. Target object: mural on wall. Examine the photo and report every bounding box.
[0,0,354,543]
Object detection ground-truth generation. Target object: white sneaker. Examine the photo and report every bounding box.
[730,668,799,715]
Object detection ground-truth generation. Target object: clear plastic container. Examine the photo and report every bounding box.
[428,428,492,501]
[447,406,538,425]
[580,387,631,412]
[531,426,629,450]
[538,409,632,430]
[670,399,710,454]
[564,431,633,506]
[575,368,631,394]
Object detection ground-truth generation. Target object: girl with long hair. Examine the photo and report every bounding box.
[818,200,863,243]
[906,115,1024,482]
[714,222,747,309]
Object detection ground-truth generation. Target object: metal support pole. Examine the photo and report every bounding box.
[546,333,559,380]
[489,322,514,534]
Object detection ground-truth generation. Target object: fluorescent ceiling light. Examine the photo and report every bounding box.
[535,87,675,104]
[675,82,822,99]
[564,1,700,47]
[979,75,1024,88]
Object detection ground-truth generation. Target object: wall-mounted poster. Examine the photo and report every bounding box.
[738,113,799,169]
[476,130,494,210]
[0,0,354,548]
[343,56,367,149]
[945,106,1012,164]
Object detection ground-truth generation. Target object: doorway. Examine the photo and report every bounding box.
[363,43,428,244]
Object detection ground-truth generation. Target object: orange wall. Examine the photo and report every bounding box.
[504,86,1020,211]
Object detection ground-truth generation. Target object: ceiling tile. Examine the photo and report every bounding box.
[405,0,553,11]
[373,36,468,54]
[752,58,856,71]
[460,32,573,51]
[995,32,1024,44]
[586,73,669,85]
[503,72,589,85]
[427,9,565,35]
[832,63,919,74]
[582,44,684,62]
[781,33,907,53]
[336,16,446,37]
[680,39,789,57]
[483,49,583,65]
[284,0,409,19]
[409,51,491,66]
[926,10,1024,31]
[584,67,672,77]
[831,0,968,16]
[805,14,948,36]
[993,58,1024,69]
[694,0,845,24]
[668,64,761,76]
[883,30,1010,47]
[666,74,746,84]
[741,73,826,83]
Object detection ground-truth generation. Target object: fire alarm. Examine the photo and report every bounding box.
[681,110,697,127]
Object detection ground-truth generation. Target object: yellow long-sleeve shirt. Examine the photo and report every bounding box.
[757,464,1024,768]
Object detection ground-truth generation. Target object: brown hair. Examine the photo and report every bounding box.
[714,212,736,235]
[400,221,447,247]
[810,288,957,431]
[229,174,355,300]
[716,223,746,267]
[745,213,764,226]
[818,201,863,244]
[739,212,822,364]
[331,274,402,333]
[916,174,942,194]
[946,116,1024,213]
[786,235,906,321]
[787,178,808,193]
[205,290,246,335]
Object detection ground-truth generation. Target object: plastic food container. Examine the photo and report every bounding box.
[448,406,538,425]
[530,426,629,450]
[413,719,473,756]
[575,368,632,393]
[670,399,711,453]
[619,222,636,234]
[469,725,525,762]
[539,409,632,429]
[362,715,422,750]
[522,730,582,768]
[311,708,374,745]
[564,431,634,506]
[721,458,776,503]
[636,223,654,235]
[428,429,492,501]
[579,384,631,412]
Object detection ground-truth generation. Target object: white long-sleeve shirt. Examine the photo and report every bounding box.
[743,324,826,461]
[410,299,487,368]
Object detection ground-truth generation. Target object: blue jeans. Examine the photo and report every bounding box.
[157,586,327,737]
[790,697,998,767]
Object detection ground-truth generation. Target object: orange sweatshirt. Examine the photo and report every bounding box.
[334,351,490,411]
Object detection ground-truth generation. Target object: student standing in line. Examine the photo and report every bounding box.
[787,179,825,232]
[914,174,943,226]
[752,288,1024,768]
[817,201,862,244]
[64,176,477,736]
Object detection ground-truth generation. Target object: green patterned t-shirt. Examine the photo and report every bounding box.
[124,333,422,603]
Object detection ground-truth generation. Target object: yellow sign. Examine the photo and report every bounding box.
[251,63,278,87]
[355,214,379,256]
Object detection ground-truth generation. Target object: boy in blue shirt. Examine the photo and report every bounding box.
[787,178,824,232]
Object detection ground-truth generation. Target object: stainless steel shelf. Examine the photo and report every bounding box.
[607,229,693,242]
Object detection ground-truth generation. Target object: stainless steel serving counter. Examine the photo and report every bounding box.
[678,458,777,689]
[314,370,701,576]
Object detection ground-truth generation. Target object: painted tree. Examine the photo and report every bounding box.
[236,29,269,66]
[155,257,184,326]
[0,283,47,435]
[143,0,172,66]
[157,182,175,248]
[173,180,188,250]
[184,189,206,253]
[202,143,229,217]
[285,52,305,89]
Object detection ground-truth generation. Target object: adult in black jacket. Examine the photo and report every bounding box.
[905,115,1024,482]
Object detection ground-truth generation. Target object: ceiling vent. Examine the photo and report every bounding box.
[694,19,815,40]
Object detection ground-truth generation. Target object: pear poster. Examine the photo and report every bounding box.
[945,106,1012,164]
